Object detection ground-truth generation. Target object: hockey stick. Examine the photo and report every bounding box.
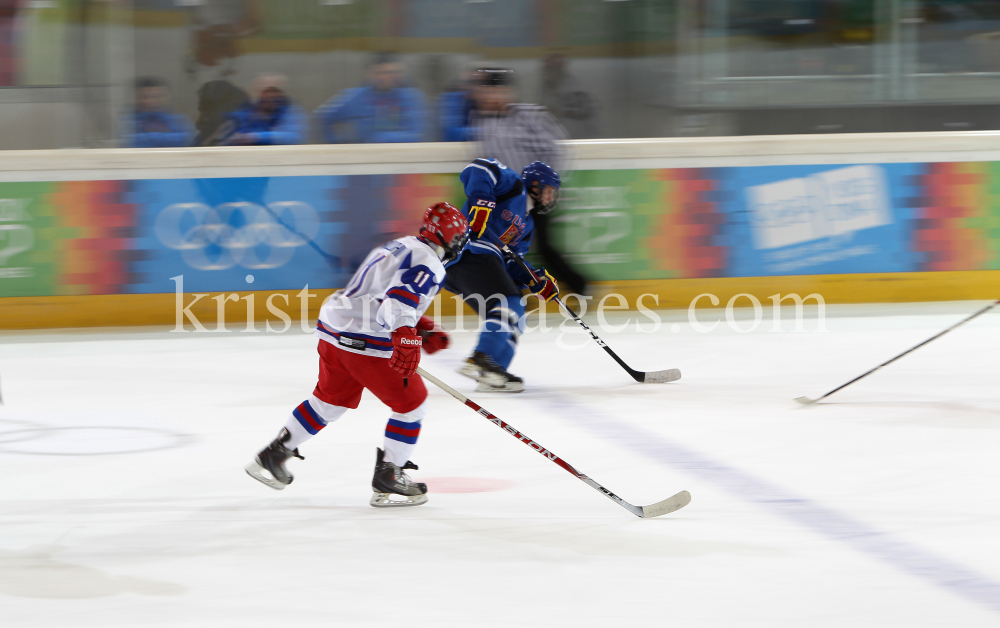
[796,299,1000,405]
[258,203,341,269]
[491,239,681,384]
[417,366,691,518]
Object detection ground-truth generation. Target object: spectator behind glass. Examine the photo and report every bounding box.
[194,79,249,146]
[437,67,478,142]
[122,77,194,148]
[469,68,587,296]
[315,53,428,144]
[222,74,307,146]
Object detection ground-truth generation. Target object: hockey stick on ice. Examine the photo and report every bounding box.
[491,239,681,384]
[417,366,691,518]
[796,299,1000,405]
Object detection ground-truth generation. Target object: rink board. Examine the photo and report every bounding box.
[2,271,1000,330]
[2,136,1000,328]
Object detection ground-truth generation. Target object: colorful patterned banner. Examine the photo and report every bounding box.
[554,162,975,280]
[3,162,1000,299]
[0,180,139,297]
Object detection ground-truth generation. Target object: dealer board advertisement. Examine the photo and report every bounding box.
[555,161,1000,280]
[1,161,997,298]
[0,173,461,298]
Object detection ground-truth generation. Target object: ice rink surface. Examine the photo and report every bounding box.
[2,302,1000,627]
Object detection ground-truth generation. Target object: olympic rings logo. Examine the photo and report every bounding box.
[154,201,320,271]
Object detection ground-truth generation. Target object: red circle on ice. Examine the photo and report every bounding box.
[422,477,516,494]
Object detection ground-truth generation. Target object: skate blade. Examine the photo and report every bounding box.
[457,362,507,387]
[245,460,287,491]
[370,492,428,508]
[474,381,525,393]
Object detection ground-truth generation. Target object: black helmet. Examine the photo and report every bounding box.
[475,67,514,87]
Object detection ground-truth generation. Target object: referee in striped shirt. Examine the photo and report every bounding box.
[469,68,588,295]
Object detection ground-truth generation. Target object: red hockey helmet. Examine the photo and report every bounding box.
[419,202,470,264]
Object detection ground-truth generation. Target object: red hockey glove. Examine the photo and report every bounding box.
[529,268,559,302]
[416,315,449,355]
[389,326,422,377]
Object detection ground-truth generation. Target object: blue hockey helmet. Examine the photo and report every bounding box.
[521,161,561,215]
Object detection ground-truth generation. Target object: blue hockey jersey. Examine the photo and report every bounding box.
[459,158,534,282]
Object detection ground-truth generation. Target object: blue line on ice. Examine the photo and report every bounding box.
[541,396,1000,616]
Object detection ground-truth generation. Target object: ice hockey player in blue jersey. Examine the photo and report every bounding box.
[444,158,561,392]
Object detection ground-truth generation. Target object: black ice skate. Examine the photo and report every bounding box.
[458,350,524,393]
[370,447,428,508]
[245,428,304,490]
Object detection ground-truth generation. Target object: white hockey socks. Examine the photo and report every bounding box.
[281,395,348,451]
[382,401,426,467]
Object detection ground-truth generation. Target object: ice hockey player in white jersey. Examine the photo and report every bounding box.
[245,202,470,507]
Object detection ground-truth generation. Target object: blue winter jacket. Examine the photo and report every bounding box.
[315,85,427,144]
[224,101,308,145]
[437,90,476,142]
[123,111,194,148]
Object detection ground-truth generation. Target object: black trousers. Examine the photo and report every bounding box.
[443,252,520,317]
[533,211,588,295]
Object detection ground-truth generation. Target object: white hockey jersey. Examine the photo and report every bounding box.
[316,236,445,358]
